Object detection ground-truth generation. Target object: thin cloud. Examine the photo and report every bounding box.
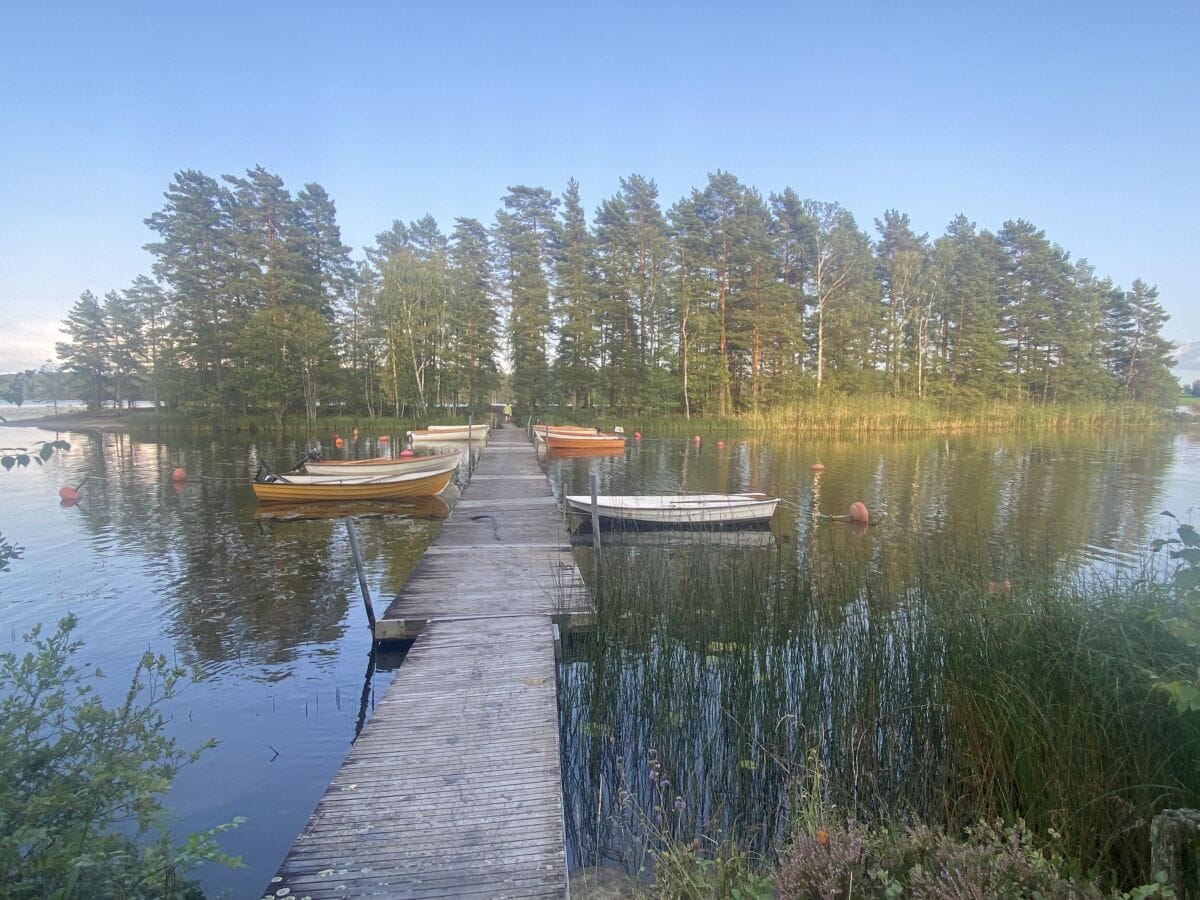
[0,320,64,372]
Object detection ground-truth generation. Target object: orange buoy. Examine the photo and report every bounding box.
[634,431,642,439]
[849,501,869,523]
[334,437,344,448]
[172,467,187,483]
[716,441,724,448]
[58,486,81,501]
[400,449,414,457]
[378,435,390,443]
[810,462,825,472]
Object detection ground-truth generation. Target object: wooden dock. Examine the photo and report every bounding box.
[269,426,588,898]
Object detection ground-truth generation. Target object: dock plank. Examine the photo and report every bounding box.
[270,427,583,898]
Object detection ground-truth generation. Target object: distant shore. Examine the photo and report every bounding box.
[0,410,131,432]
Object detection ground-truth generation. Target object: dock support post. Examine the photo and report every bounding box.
[345,519,376,631]
[588,474,602,557]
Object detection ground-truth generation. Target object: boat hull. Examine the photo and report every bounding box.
[409,427,488,443]
[546,434,625,450]
[253,468,456,501]
[564,493,778,527]
[303,451,461,476]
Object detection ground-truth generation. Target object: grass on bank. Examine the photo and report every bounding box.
[122,398,1173,437]
[562,537,1200,895]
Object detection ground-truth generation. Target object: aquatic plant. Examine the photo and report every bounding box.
[559,533,1200,888]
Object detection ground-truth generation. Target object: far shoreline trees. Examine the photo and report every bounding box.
[53,167,1178,418]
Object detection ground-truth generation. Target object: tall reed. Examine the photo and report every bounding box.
[558,536,1200,888]
[620,398,1167,437]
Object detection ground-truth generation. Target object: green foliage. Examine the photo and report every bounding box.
[1152,512,1200,712]
[0,616,241,897]
[775,816,1172,899]
[63,167,1179,419]
[1,439,70,471]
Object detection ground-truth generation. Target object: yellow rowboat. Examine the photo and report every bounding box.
[545,432,626,451]
[302,450,462,477]
[253,457,458,502]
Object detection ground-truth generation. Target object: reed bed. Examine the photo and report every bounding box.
[127,399,1169,436]
[624,398,1167,437]
[558,537,1200,888]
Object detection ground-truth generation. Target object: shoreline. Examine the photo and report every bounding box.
[0,411,131,433]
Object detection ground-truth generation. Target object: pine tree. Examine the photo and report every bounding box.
[122,276,172,408]
[554,179,599,408]
[1113,279,1176,403]
[144,170,242,409]
[447,218,499,409]
[55,291,109,411]
[493,186,559,412]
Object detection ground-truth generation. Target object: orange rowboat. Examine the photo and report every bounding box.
[545,432,626,451]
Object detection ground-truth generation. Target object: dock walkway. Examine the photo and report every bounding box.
[269,426,587,898]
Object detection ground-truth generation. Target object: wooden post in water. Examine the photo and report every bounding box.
[345,519,375,631]
[588,474,602,557]
[467,414,475,480]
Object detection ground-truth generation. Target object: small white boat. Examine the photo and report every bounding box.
[302,451,462,477]
[564,493,779,527]
[408,424,489,444]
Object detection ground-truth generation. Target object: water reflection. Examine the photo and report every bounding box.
[0,422,1190,893]
[0,427,474,896]
[550,427,1192,876]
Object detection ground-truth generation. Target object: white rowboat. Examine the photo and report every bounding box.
[408,425,489,444]
[303,451,462,477]
[564,493,779,527]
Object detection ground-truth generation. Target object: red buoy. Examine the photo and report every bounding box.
[400,449,414,457]
[716,440,725,448]
[58,486,81,501]
[849,501,869,523]
[810,462,825,472]
[172,468,187,483]
[334,437,344,448]
[634,431,642,439]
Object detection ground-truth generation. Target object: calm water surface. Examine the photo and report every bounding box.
[0,421,1197,894]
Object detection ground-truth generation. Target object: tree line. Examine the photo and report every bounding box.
[53,166,1179,420]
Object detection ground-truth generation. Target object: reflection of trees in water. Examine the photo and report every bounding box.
[555,429,1183,873]
[63,432,440,673]
[559,563,953,871]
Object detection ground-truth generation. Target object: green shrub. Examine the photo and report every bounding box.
[0,616,241,898]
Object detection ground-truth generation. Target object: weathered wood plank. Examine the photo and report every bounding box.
[271,427,587,898]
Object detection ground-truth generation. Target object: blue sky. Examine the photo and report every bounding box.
[2,1,1198,377]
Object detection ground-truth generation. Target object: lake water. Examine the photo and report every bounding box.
[0,421,1197,895]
